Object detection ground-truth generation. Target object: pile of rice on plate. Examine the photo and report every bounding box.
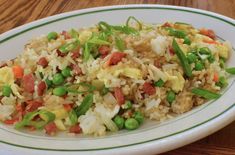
[0,17,234,136]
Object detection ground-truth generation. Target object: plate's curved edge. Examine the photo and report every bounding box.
[0,4,234,42]
[0,4,234,153]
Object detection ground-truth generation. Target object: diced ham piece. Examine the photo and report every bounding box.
[22,73,35,93]
[71,50,80,60]
[71,64,83,76]
[37,81,47,96]
[44,122,57,135]
[37,57,48,68]
[107,52,126,66]
[98,45,111,58]
[69,124,82,134]
[25,100,43,112]
[114,87,125,105]
[56,50,67,57]
[143,82,156,96]
[61,30,71,39]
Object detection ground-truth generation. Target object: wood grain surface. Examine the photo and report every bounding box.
[0,0,235,154]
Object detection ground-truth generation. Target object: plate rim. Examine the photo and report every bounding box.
[0,4,235,153]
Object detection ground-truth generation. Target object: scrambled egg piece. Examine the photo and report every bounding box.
[114,67,142,79]
[0,67,14,87]
[166,71,185,92]
[79,30,92,44]
[0,67,23,99]
[54,119,66,130]
[217,44,229,59]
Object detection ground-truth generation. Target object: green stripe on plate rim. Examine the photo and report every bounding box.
[0,6,234,151]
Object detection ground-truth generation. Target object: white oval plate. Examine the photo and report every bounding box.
[0,4,235,155]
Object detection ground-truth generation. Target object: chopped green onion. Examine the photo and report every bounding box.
[226,67,235,74]
[74,94,94,117]
[191,88,221,99]
[15,110,55,129]
[172,39,192,77]
[115,36,126,51]
[175,22,191,25]
[66,82,96,94]
[59,41,79,53]
[83,42,92,61]
[154,79,164,87]
[98,21,139,35]
[219,58,225,68]
[126,16,142,30]
[166,28,187,38]
[68,109,78,125]
[2,85,12,97]
[69,29,79,39]
[87,36,110,45]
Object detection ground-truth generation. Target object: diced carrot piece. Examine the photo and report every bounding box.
[12,65,24,79]
[199,28,216,40]
[213,72,219,82]
[63,104,72,112]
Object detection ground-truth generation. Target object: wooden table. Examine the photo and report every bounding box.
[0,0,234,154]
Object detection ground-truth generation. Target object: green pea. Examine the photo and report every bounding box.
[47,32,58,41]
[133,111,144,124]
[101,87,109,96]
[52,73,64,85]
[194,61,204,71]
[114,115,125,129]
[183,36,191,45]
[2,85,12,97]
[167,90,176,104]
[123,100,132,109]
[61,67,71,77]
[216,76,228,88]
[154,79,164,87]
[45,78,53,88]
[125,118,139,130]
[187,53,197,64]
[53,87,67,96]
